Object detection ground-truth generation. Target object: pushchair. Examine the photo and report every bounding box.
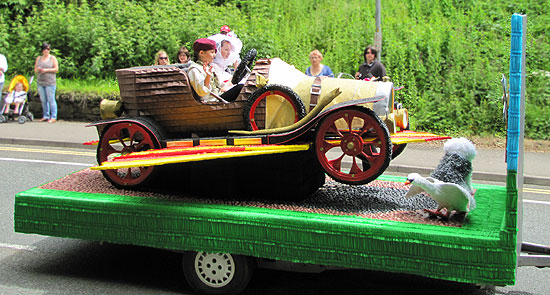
[0,75,34,124]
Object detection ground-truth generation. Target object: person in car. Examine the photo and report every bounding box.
[187,38,242,103]
[210,39,240,83]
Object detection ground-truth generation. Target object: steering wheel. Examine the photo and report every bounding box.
[232,48,257,85]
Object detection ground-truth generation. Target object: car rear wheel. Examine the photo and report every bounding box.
[243,84,306,131]
[97,120,161,189]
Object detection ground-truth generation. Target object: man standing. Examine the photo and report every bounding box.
[355,45,386,81]
[0,53,7,93]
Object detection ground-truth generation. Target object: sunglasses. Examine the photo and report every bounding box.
[159,57,168,60]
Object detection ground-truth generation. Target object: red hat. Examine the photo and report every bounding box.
[220,25,231,33]
[193,38,217,53]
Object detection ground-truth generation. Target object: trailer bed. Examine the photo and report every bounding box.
[14,168,517,286]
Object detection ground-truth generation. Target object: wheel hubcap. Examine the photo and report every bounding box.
[194,252,235,288]
[341,133,363,156]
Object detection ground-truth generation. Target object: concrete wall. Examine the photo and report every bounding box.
[26,91,119,121]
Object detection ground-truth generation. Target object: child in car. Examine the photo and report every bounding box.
[187,38,243,103]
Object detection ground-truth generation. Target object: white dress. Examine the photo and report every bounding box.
[5,90,27,104]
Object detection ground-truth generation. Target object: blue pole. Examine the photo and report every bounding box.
[507,13,526,271]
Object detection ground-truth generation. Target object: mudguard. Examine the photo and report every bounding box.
[266,96,385,144]
[86,117,166,148]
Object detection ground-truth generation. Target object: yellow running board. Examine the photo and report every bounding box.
[92,144,310,170]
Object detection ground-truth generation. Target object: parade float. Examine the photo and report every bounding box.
[14,14,548,295]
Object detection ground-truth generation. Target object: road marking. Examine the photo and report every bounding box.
[0,157,93,167]
[524,187,550,195]
[0,146,95,156]
[524,199,550,205]
[0,242,36,251]
[0,286,45,295]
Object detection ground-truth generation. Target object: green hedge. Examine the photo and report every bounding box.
[1,0,549,139]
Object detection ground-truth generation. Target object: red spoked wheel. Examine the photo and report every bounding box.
[314,106,392,185]
[243,84,306,131]
[97,121,160,189]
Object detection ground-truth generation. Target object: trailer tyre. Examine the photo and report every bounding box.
[182,251,254,295]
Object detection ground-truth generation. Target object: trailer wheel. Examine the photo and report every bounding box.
[98,121,160,189]
[182,251,254,295]
[314,106,392,185]
[243,84,306,131]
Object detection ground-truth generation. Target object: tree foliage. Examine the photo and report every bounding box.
[1,0,549,139]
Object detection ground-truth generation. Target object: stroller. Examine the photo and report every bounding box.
[0,75,34,124]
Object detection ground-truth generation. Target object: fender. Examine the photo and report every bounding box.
[266,96,386,144]
[86,117,166,148]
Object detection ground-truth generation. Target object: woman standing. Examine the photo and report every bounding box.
[34,42,59,123]
[305,50,334,77]
[154,50,170,65]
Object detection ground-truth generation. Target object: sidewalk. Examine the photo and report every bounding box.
[0,120,548,185]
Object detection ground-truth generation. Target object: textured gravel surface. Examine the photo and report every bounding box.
[40,169,464,227]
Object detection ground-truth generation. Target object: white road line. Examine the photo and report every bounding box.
[524,199,550,206]
[0,146,95,156]
[0,157,93,167]
[0,242,37,251]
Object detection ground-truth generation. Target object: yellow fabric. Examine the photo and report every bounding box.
[265,94,298,128]
[265,78,379,129]
[391,137,429,145]
[8,75,29,92]
[255,73,268,88]
[92,144,310,170]
[390,131,450,145]
[229,88,341,135]
[166,137,264,148]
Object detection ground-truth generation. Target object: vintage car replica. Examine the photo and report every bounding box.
[17,17,539,295]
[89,50,432,190]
